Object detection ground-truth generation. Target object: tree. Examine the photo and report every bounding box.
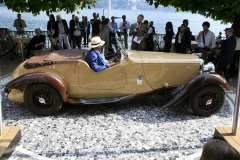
[146,0,240,37]
[0,0,98,16]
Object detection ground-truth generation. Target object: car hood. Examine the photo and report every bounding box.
[128,50,201,64]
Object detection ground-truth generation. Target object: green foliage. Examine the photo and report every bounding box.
[145,0,240,24]
[0,0,98,15]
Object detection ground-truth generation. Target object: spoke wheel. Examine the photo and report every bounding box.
[189,85,225,116]
[30,88,55,110]
[24,83,63,116]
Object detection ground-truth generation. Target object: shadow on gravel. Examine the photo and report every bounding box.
[39,144,205,158]
[1,92,233,123]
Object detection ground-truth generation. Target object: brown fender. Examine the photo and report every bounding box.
[162,73,230,108]
[5,72,68,102]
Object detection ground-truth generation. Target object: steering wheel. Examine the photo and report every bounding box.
[113,56,120,64]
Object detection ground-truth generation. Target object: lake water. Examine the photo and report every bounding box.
[0,7,231,36]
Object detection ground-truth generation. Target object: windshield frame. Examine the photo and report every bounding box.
[114,37,129,60]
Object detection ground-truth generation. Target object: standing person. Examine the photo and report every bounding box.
[196,21,216,63]
[82,15,85,23]
[90,13,101,37]
[54,15,71,49]
[69,14,75,46]
[13,14,27,34]
[109,16,118,44]
[70,16,84,49]
[109,16,118,47]
[163,22,174,52]
[143,20,149,50]
[183,19,191,35]
[69,14,75,31]
[0,29,13,54]
[183,19,192,43]
[109,16,118,34]
[217,28,236,82]
[25,28,45,59]
[143,20,148,26]
[218,31,222,39]
[147,21,155,51]
[47,14,56,41]
[82,16,90,47]
[174,24,191,53]
[129,14,149,51]
[119,15,130,49]
[229,34,240,78]
[100,18,111,56]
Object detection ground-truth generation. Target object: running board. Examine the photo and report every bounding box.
[81,97,123,104]
[67,96,124,104]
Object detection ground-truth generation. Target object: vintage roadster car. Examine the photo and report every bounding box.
[5,39,230,116]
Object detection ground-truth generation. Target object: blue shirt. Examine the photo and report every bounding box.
[100,53,109,64]
[85,48,109,72]
[109,21,118,34]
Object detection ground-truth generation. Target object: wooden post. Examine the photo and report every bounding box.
[0,70,2,136]
[232,55,240,136]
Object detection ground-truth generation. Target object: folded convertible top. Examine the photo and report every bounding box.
[24,49,87,69]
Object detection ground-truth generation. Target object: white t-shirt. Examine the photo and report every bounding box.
[74,23,81,36]
[148,27,153,34]
[197,30,216,49]
[58,22,65,34]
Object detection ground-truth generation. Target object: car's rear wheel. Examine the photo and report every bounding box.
[189,85,225,116]
[24,83,63,116]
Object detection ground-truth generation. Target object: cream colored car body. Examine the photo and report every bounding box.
[8,50,200,103]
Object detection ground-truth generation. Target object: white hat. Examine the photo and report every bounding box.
[89,37,105,48]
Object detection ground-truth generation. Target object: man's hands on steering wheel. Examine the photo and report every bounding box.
[108,61,116,67]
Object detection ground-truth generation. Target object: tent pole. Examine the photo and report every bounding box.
[108,0,111,18]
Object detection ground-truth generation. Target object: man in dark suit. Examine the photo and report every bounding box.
[69,14,75,45]
[175,24,191,53]
[54,15,71,49]
[129,14,148,51]
[82,16,90,47]
[90,13,101,37]
[70,16,84,49]
[177,19,191,50]
[217,28,237,82]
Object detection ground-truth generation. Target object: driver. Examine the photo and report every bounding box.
[85,36,115,72]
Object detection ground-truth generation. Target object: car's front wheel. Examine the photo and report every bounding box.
[24,83,63,116]
[189,85,225,116]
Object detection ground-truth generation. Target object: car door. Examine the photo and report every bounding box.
[78,61,127,90]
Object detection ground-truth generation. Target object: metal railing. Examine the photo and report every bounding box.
[8,31,224,50]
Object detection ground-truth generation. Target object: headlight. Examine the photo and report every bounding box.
[203,62,215,72]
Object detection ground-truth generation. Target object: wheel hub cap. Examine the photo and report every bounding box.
[206,99,213,105]
[38,97,46,104]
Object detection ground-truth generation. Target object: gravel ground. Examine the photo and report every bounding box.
[1,91,233,160]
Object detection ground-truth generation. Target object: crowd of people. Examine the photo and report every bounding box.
[0,13,240,81]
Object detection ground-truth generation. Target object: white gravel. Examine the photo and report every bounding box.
[1,91,233,160]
